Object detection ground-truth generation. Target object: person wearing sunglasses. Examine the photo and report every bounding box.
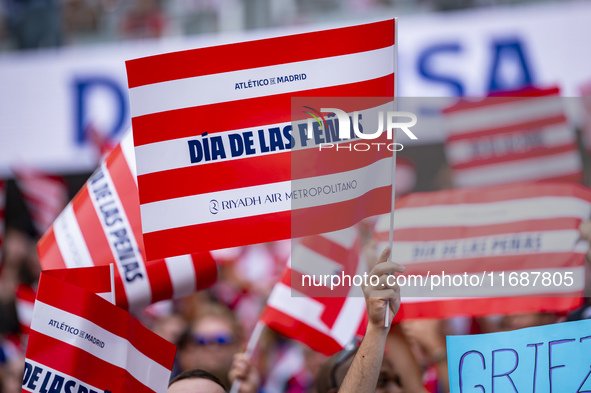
[177,302,242,389]
[316,246,406,393]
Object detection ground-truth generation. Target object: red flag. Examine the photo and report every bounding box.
[12,166,68,236]
[260,227,367,356]
[444,86,582,188]
[23,266,175,393]
[374,182,591,319]
[38,131,218,311]
[125,19,397,260]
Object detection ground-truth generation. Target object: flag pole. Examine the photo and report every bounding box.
[109,263,116,305]
[385,18,398,328]
[229,320,266,393]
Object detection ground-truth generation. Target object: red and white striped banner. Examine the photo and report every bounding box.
[126,19,396,260]
[23,266,175,393]
[12,166,68,236]
[444,86,583,188]
[374,183,591,319]
[38,131,218,311]
[260,227,367,356]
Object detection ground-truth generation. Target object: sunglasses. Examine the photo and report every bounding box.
[192,333,234,346]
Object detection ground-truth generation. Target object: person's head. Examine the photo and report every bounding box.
[316,343,403,393]
[168,369,227,393]
[177,302,241,388]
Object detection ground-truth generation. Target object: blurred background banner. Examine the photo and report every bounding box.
[2,1,591,176]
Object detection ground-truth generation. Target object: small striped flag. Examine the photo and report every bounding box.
[38,131,218,311]
[444,86,582,188]
[23,266,175,393]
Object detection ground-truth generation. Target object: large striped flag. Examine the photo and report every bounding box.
[444,86,583,188]
[23,266,175,393]
[38,131,218,311]
[260,227,367,356]
[12,166,68,236]
[126,19,397,261]
[373,183,591,319]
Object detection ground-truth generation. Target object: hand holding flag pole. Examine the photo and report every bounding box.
[229,321,265,393]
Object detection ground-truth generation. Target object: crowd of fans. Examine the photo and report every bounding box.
[1,213,591,393]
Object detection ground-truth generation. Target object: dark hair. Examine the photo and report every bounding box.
[169,369,228,392]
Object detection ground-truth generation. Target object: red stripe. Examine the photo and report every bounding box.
[145,259,173,303]
[375,217,583,242]
[132,76,393,146]
[138,137,391,204]
[396,294,581,320]
[126,20,394,88]
[442,86,560,114]
[104,146,147,261]
[398,253,584,277]
[394,182,591,208]
[450,144,578,170]
[37,228,67,269]
[43,266,112,294]
[71,186,114,266]
[143,187,390,259]
[71,186,130,310]
[191,252,218,290]
[260,307,343,356]
[446,114,567,141]
[36,272,176,368]
[26,332,155,393]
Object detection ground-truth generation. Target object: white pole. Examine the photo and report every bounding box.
[229,321,266,393]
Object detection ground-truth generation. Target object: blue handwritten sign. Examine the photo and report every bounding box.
[447,319,591,393]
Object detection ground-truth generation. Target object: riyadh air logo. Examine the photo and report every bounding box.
[209,200,219,214]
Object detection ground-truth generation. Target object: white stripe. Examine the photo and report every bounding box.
[30,300,170,393]
[87,164,152,309]
[134,101,394,176]
[453,150,582,187]
[141,157,392,233]
[52,204,94,268]
[291,245,344,277]
[390,229,584,264]
[446,95,564,136]
[321,226,358,250]
[120,129,138,184]
[22,358,103,393]
[129,46,394,117]
[397,266,585,298]
[164,255,197,298]
[446,123,575,165]
[390,196,591,230]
